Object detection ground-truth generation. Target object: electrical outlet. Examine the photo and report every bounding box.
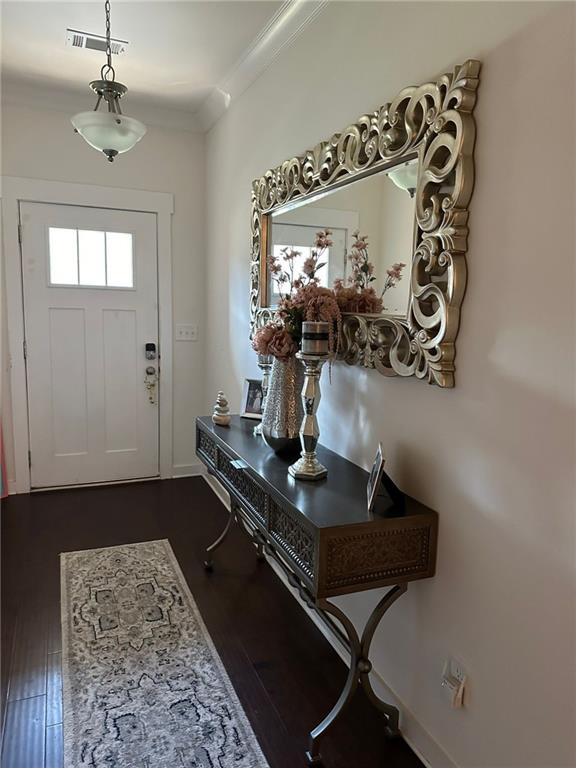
[442,658,467,708]
[176,324,198,342]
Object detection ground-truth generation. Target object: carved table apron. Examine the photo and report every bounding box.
[196,416,438,765]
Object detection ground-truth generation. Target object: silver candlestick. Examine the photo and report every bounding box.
[288,352,330,480]
[254,353,273,436]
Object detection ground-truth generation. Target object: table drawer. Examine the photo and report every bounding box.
[269,497,315,581]
[197,427,218,468]
[216,448,267,528]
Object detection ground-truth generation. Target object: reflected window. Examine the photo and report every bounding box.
[272,244,330,290]
[270,243,330,306]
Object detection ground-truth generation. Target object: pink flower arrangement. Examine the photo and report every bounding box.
[252,323,277,355]
[332,231,383,313]
[384,262,406,283]
[287,283,342,358]
[332,231,406,312]
[252,322,298,362]
[333,284,383,314]
[255,226,407,359]
[382,262,406,303]
[268,230,332,298]
[347,231,376,291]
[253,230,341,362]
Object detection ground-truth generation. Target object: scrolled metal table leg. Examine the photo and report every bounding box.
[233,509,267,563]
[203,506,235,571]
[306,603,361,765]
[305,584,407,765]
[358,584,406,737]
[255,540,266,561]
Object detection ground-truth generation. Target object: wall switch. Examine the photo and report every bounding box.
[176,324,198,342]
[442,658,467,708]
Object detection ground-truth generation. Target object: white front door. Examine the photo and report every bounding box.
[20,202,159,488]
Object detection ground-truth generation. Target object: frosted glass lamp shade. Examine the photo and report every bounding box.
[387,162,419,196]
[71,111,146,161]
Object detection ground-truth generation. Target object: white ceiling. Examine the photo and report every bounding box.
[1,1,289,124]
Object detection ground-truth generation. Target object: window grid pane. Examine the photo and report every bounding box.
[105,232,134,288]
[49,228,79,285]
[49,228,134,288]
[78,230,106,286]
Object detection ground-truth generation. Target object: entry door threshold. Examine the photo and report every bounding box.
[31,475,161,493]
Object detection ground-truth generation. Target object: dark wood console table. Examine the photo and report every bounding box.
[196,416,438,764]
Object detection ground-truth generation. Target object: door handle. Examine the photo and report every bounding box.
[144,366,158,404]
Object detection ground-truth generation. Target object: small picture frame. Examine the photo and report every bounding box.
[367,442,385,513]
[241,378,264,420]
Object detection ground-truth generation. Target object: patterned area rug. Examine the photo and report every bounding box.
[61,540,269,767]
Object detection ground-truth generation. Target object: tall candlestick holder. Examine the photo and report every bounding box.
[288,352,330,480]
[254,353,273,437]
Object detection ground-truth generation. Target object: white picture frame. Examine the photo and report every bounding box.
[367,442,385,513]
[241,378,264,420]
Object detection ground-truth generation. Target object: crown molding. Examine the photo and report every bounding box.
[196,0,329,132]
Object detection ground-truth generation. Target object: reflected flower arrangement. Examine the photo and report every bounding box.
[332,230,406,314]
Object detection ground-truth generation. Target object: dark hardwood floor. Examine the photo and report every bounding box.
[1,477,423,768]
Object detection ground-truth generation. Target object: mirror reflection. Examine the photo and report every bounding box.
[268,159,418,316]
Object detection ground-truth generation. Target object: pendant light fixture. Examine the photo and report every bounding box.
[71,0,146,162]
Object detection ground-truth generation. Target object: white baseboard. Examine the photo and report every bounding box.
[201,474,456,768]
[203,472,228,503]
[172,462,206,478]
[5,466,206,493]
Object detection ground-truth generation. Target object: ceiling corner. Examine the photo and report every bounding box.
[196,0,329,133]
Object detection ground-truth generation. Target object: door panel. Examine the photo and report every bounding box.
[103,309,138,453]
[20,202,159,488]
[49,307,89,456]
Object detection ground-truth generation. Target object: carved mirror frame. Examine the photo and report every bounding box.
[250,59,480,387]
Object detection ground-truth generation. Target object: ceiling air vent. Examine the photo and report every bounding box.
[66,28,128,56]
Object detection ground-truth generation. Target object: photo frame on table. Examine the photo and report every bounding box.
[241,378,264,420]
[367,442,385,513]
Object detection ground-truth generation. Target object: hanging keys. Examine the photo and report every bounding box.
[144,366,158,404]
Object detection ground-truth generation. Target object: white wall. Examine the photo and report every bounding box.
[1,101,205,482]
[205,3,575,767]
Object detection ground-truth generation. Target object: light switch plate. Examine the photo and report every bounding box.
[442,658,467,708]
[176,324,198,342]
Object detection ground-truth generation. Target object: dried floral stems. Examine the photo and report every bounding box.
[254,230,342,364]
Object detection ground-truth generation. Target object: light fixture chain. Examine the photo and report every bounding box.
[105,0,111,68]
[101,0,116,82]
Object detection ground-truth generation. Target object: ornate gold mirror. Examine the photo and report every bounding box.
[250,60,480,387]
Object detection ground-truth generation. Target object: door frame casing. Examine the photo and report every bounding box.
[2,176,174,493]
